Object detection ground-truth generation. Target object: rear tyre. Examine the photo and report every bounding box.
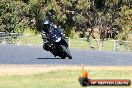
[61,45,72,59]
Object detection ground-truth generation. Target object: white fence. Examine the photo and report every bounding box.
[69,38,132,51]
[0,32,20,44]
[0,33,132,51]
[0,33,70,47]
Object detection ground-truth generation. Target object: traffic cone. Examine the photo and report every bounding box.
[81,64,85,77]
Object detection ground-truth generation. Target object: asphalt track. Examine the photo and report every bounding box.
[0,44,132,66]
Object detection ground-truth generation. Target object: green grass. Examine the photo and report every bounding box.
[17,34,43,46]
[16,35,131,51]
[70,38,114,50]
[0,70,132,88]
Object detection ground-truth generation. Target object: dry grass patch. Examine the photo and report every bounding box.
[0,65,132,75]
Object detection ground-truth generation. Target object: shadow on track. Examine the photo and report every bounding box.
[37,58,62,59]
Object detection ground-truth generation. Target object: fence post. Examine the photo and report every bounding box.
[28,34,32,46]
[2,37,6,44]
[113,40,116,51]
[97,39,101,50]
[1,33,6,44]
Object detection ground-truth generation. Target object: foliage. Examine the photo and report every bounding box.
[0,0,29,33]
[117,5,132,40]
[0,0,131,39]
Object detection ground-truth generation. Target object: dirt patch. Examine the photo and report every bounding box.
[0,64,132,75]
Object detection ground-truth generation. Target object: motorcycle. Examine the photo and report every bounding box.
[42,28,72,59]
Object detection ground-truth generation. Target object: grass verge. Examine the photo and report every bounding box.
[0,65,132,88]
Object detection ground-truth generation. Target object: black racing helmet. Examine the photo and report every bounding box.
[41,19,51,30]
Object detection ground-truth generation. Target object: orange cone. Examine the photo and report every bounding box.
[84,70,88,78]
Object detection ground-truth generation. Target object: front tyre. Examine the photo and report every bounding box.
[61,54,66,59]
[60,45,72,59]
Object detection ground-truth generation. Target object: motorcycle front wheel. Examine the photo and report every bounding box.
[60,45,72,59]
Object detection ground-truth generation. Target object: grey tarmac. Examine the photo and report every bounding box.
[0,45,132,66]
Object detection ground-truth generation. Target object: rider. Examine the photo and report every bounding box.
[41,19,51,37]
[41,10,60,50]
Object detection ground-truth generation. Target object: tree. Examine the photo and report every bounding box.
[0,0,29,33]
[117,5,132,40]
[0,0,131,40]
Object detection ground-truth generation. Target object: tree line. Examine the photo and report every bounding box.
[0,0,131,40]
